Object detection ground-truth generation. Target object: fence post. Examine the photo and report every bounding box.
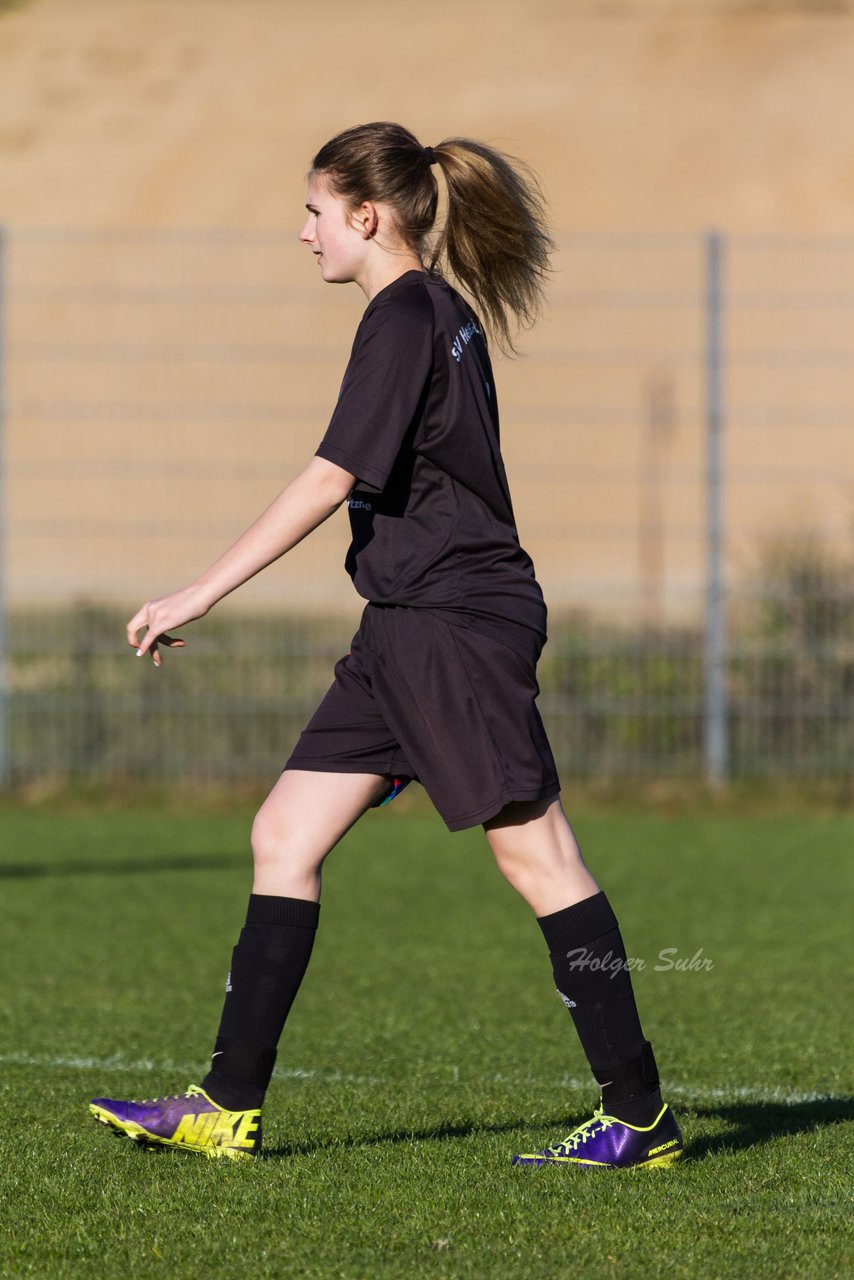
[704,230,728,786]
[0,226,7,787]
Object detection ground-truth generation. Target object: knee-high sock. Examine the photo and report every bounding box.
[201,893,319,1110]
[538,890,663,1122]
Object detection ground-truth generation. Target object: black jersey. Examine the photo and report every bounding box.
[315,270,547,646]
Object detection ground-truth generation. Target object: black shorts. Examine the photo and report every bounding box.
[284,603,561,831]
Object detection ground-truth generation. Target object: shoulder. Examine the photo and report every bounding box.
[352,275,434,362]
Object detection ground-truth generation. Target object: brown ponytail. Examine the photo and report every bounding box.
[427,138,553,353]
[311,123,554,353]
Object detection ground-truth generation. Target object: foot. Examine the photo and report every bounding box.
[89,1085,261,1161]
[512,1099,683,1169]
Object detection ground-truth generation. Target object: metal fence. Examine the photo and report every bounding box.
[2,229,854,785]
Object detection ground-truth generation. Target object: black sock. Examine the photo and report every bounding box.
[201,893,320,1111]
[538,891,663,1124]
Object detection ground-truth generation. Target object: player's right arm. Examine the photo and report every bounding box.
[127,456,356,665]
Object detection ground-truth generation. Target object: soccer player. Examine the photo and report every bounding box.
[89,123,683,1170]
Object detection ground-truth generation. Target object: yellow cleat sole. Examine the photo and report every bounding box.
[640,1149,684,1169]
[89,1103,255,1162]
[514,1148,684,1170]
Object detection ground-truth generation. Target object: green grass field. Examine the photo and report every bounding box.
[1,797,852,1279]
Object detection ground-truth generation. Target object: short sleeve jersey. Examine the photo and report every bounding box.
[315,270,547,643]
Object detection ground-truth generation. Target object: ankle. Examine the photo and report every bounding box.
[602,1085,664,1126]
[593,1040,663,1125]
[200,1038,276,1111]
[201,1071,265,1112]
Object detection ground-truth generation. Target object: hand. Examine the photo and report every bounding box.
[127,585,210,667]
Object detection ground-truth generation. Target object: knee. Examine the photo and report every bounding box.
[492,840,579,889]
[251,804,303,873]
[250,802,328,900]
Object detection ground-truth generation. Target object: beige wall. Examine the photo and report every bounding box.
[2,0,853,618]
[3,0,854,233]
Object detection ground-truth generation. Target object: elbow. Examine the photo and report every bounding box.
[307,456,357,506]
[325,477,355,512]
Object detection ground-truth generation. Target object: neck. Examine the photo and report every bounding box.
[358,252,425,302]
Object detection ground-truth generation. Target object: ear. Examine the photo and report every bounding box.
[356,202,380,240]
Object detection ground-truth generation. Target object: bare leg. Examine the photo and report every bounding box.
[197,768,392,1111]
[483,795,599,915]
[251,768,392,900]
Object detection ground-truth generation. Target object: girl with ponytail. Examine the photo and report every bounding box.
[90,123,683,1171]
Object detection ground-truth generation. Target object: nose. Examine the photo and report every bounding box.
[298,215,315,245]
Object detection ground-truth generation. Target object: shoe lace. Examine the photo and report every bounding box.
[547,1106,615,1156]
[136,1085,202,1104]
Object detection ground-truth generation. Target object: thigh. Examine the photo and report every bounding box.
[255,766,391,862]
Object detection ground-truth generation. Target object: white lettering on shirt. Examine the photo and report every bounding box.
[451,319,482,363]
[348,499,373,512]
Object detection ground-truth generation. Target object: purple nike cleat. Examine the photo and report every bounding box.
[89,1085,261,1160]
[513,1099,684,1169]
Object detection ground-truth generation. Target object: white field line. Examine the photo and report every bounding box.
[0,1051,846,1106]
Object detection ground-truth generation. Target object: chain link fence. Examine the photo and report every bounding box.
[2,230,853,785]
